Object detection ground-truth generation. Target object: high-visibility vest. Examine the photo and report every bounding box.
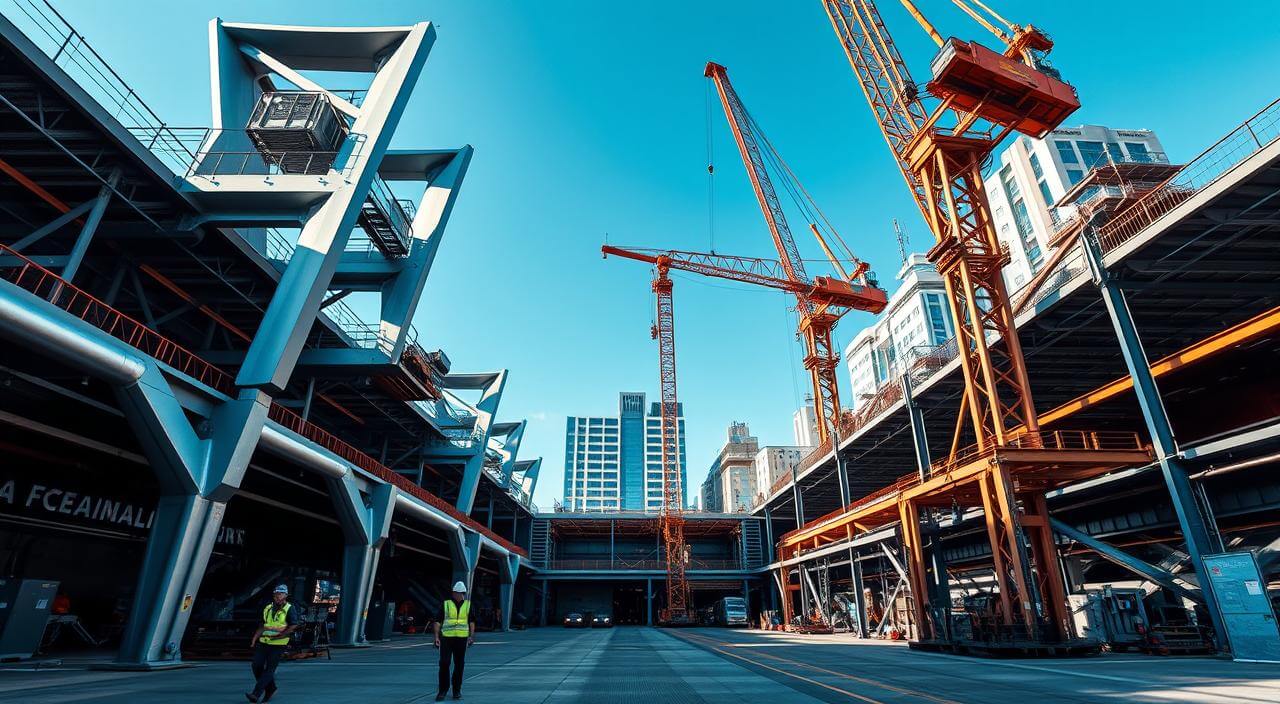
[442,600,470,637]
[260,603,292,646]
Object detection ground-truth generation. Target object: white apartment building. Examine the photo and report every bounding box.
[701,422,759,512]
[752,445,808,502]
[844,254,955,413]
[792,401,818,448]
[984,124,1167,293]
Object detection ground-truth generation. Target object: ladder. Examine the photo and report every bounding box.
[741,520,763,568]
[530,518,551,568]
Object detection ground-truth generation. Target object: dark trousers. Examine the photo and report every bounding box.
[251,643,287,697]
[438,636,468,695]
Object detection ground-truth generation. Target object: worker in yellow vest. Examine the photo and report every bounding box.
[246,584,299,703]
[433,580,475,701]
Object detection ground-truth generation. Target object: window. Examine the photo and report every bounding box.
[1029,152,1045,180]
[1038,180,1054,206]
[924,293,950,344]
[1029,153,1053,207]
[1054,140,1078,164]
[1106,142,1124,163]
[1076,141,1105,169]
[1124,142,1151,162]
[1065,168,1083,185]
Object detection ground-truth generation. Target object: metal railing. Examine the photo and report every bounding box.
[543,558,745,571]
[0,245,525,556]
[0,244,237,394]
[781,431,1147,548]
[1097,96,1280,252]
[2,0,200,176]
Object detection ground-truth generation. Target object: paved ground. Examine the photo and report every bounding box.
[3,627,1278,703]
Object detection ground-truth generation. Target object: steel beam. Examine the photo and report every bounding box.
[62,169,119,282]
[1050,519,1202,605]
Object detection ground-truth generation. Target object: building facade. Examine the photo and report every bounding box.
[563,392,686,512]
[845,254,955,412]
[701,422,760,513]
[792,400,818,448]
[752,445,808,504]
[984,124,1167,293]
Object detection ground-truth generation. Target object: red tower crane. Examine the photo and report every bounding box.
[819,0,1096,641]
[602,245,885,623]
[704,62,888,504]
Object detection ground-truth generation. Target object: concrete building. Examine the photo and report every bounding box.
[844,254,955,412]
[701,422,759,512]
[792,400,818,447]
[563,392,686,512]
[752,445,808,504]
[984,125,1167,293]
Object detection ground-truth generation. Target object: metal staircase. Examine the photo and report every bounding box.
[530,518,551,568]
[741,519,764,568]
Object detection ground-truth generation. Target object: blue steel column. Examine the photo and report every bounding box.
[498,553,519,631]
[234,24,436,393]
[62,169,119,282]
[450,529,482,590]
[452,371,508,514]
[848,548,868,637]
[114,367,269,667]
[645,579,653,626]
[899,374,931,480]
[1083,233,1227,649]
[330,481,397,646]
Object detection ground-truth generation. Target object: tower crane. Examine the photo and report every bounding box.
[602,245,886,623]
[818,0,1092,642]
[704,62,888,506]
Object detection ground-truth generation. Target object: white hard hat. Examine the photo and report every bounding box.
[451,581,467,593]
[273,584,289,594]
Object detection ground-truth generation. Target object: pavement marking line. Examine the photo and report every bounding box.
[661,631,887,704]
[677,631,964,704]
[907,650,1276,704]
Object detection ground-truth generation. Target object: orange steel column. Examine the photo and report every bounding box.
[897,499,931,640]
[978,469,1015,628]
[778,566,794,627]
[1025,492,1071,639]
[989,464,1036,637]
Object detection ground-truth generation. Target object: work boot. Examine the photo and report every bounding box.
[435,693,446,702]
[452,693,462,700]
[245,694,261,703]
[262,684,278,702]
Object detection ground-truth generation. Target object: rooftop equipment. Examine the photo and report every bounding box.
[246,91,348,174]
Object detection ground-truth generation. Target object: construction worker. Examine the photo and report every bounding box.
[246,584,299,703]
[433,580,475,701]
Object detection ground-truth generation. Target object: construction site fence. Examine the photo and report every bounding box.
[0,245,525,556]
[1097,94,1280,252]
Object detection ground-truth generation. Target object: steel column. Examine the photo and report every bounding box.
[900,373,932,480]
[331,482,396,646]
[61,169,119,282]
[1084,233,1227,649]
[849,547,868,637]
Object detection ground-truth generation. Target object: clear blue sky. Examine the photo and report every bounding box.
[52,1,1280,508]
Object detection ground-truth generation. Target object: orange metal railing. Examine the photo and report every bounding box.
[778,430,1146,548]
[0,245,526,556]
[1097,96,1280,252]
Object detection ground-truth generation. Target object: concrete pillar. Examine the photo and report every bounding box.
[1084,233,1227,649]
[538,579,549,626]
[450,529,482,591]
[331,482,396,646]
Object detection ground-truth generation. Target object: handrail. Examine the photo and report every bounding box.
[0,245,525,556]
[1097,95,1280,252]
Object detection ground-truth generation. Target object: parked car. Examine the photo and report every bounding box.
[591,613,614,628]
[563,612,588,628]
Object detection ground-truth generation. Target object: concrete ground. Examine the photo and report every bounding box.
[3,627,1278,703]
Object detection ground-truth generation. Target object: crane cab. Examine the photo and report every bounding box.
[927,38,1079,138]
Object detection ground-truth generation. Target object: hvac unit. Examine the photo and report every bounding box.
[246,91,348,175]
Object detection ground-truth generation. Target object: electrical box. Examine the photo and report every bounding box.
[246,91,349,175]
[927,38,1079,139]
[0,578,59,660]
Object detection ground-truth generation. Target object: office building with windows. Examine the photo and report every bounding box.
[984,125,1167,293]
[701,422,759,513]
[792,400,819,448]
[752,445,808,504]
[563,392,686,512]
[844,254,955,412]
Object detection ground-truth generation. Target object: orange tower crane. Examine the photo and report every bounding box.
[602,245,886,622]
[813,0,1123,642]
[704,62,888,505]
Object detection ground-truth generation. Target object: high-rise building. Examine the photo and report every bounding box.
[752,445,808,503]
[984,125,1167,293]
[792,400,818,448]
[844,254,955,412]
[563,392,686,512]
[701,422,759,513]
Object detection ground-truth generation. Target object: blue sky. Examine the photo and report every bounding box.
[51,1,1280,508]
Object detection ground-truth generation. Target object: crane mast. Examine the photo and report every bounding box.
[650,261,691,623]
